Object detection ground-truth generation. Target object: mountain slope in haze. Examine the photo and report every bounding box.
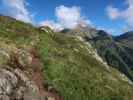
[0,16,133,100]
[115,31,133,60]
[88,30,133,81]
[117,31,133,47]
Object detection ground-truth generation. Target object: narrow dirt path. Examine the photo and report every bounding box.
[30,50,62,100]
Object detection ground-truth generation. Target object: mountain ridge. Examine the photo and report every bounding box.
[60,26,133,82]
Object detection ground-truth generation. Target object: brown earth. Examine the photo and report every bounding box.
[30,49,62,100]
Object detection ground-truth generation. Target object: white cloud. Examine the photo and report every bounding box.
[106,6,120,19]
[55,5,90,29]
[106,0,133,28]
[40,5,91,31]
[2,0,32,23]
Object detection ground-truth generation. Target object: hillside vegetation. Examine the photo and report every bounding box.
[0,16,133,100]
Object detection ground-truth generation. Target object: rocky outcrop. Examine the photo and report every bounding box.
[0,41,60,100]
[0,67,44,100]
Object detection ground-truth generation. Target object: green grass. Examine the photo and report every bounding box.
[0,16,39,46]
[37,30,133,100]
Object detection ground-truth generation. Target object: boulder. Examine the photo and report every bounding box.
[17,49,32,68]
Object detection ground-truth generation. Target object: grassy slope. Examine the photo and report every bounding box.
[0,16,133,100]
[38,29,133,100]
[0,16,39,45]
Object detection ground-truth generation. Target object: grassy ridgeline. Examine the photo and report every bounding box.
[38,29,133,100]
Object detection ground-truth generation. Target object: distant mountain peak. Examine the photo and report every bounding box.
[116,31,133,41]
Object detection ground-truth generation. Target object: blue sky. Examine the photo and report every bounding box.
[0,0,133,35]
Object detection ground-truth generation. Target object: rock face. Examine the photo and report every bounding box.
[0,68,44,100]
[0,41,45,100]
